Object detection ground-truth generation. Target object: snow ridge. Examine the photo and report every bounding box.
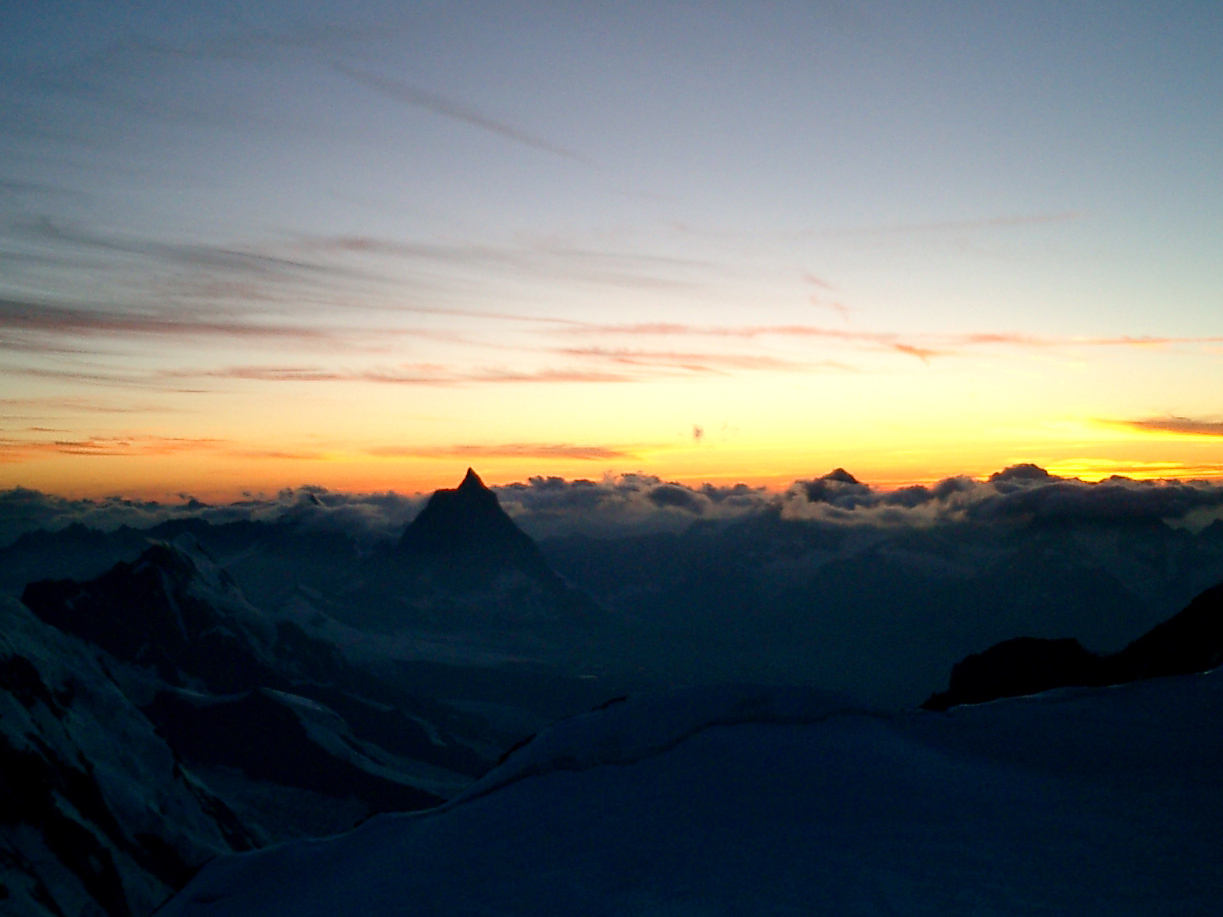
[447,684,873,808]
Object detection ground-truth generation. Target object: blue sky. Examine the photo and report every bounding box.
[2,1,1221,497]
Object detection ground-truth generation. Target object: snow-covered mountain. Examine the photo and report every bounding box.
[159,671,1223,916]
[0,494,624,917]
[0,596,257,917]
[14,540,500,860]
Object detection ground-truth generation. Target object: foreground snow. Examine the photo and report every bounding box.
[161,674,1223,916]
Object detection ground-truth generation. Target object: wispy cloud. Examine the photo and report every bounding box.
[0,297,467,357]
[227,448,331,461]
[0,298,336,342]
[558,321,1223,355]
[0,396,180,417]
[294,233,708,293]
[1109,417,1223,437]
[187,363,636,385]
[0,434,226,462]
[18,218,359,280]
[0,364,199,390]
[330,62,590,164]
[368,443,635,460]
[810,211,1085,238]
[892,343,941,363]
[555,347,843,374]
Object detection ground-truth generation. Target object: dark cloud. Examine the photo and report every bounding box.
[988,463,1059,487]
[963,476,1223,525]
[778,465,1223,529]
[794,468,872,507]
[647,485,705,514]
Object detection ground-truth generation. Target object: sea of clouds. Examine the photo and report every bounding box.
[5,465,1223,549]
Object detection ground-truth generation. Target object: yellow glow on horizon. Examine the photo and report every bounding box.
[5,386,1223,501]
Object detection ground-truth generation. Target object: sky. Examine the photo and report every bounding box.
[1,1,1221,500]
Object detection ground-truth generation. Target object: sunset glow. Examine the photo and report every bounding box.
[2,3,1220,501]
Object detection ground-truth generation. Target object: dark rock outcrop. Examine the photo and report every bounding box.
[923,580,1223,710]
[922,637,1102,711]
[1110,580,1223,679]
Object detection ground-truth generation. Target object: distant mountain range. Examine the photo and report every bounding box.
[4,469,1223,916]
[541,505,1223,704]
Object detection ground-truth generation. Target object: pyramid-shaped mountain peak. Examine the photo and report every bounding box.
[458,466,485,490]
[398,469,544,572]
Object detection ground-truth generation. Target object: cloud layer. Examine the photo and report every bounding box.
[6,465,1223,548]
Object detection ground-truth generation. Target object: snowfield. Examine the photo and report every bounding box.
[160,674,1223,916]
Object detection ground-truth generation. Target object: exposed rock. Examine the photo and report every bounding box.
[923,579,1223,710]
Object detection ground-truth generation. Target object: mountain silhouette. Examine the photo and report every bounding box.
[922,579,1223,710]
[335,468,605,634]
[398,468,553,581]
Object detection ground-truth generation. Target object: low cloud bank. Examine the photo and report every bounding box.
[495,475,769,539]
[776,465,1223,529]
[0,486,424,548]
[4,466,1223,547]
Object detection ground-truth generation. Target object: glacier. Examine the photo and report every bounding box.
[160,674,1223,915]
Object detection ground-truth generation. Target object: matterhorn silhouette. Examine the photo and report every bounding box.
[344,469,599,632]
[398,468,554,582]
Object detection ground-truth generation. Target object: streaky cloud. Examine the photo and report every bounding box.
[559,321,1223,354]
[1111,417,1223,437]
[367,443,634,460]
[292,233,707,293]
[0,297,368,345]
[20,217,360,280]
[555,347,834,373]
[0,434,225,462]
[809,211,1085,237]
[331,61,590,164]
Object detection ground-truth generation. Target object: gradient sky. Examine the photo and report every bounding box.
[2,1,1221,499]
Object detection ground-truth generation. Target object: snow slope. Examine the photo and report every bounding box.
[160,674,1223,916]
[0,598,254,917]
